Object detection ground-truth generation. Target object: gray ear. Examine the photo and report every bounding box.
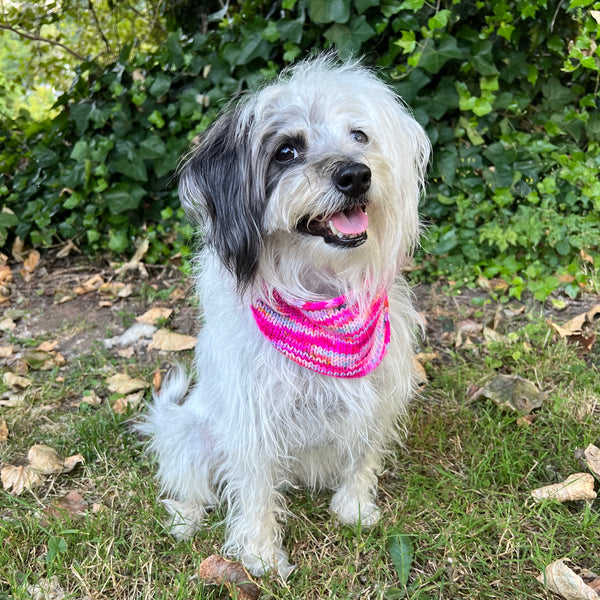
[178,110,266,289]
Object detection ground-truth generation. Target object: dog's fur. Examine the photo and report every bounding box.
[138,56,430,578]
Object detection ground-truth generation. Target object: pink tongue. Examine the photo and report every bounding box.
[330,207,368,235]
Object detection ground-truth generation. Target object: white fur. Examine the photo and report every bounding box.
[138,55,430,578]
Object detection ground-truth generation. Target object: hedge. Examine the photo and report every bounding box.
[1,0,599,298]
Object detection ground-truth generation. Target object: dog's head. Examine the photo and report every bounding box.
[179,55,430,300]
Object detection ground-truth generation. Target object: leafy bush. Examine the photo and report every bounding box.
[1,0,599,296]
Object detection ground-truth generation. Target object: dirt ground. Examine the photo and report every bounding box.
[1,253,598,365]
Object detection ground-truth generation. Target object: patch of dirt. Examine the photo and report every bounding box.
[1,256,197,361]
[1,254,599,368]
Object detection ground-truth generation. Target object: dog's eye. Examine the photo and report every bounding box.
[350,130,369,144]
[275,145,299,163]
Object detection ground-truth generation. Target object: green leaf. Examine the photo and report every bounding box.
[419,35,463,74]
[388,532,414,589]
[108,228,130,253]
[355,0,380,13]
[46,536,67,564]
[308,0,350,23]
[428,9,451,30]
[139,135,167,160]
[104,183,146,214]
[324,16,375,54]
[71,102,93,134]
[148,73,172,97]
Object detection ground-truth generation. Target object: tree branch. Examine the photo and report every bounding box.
[87,0,113,56]
[0,22,87,62]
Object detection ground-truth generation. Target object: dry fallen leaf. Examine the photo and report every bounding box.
[73,273,104,295]
[1,465,44,495]
[470,374,545,415]
[152,369,163,392]
[148,329,196,351]
[20,250,41,282]
[136,306,174,325]
[42,490,87,525]
[106,373,148,395]
[583,444,600,478]
[548,305,600,338]
[531,473,597,503]
[413,356,428,384]
[538,559,599,600]
[111,391,144,415]
[1,445,85,495]
[11,236,25,262]
[0,345,13,358]
[3,372,32,390]
[28,445,67,474]
[27,575,66,600]
[198,555,260,600]
[0,317,16,332]
[24,349,66,371]
[115,238,150,277]
[0,418,8,442]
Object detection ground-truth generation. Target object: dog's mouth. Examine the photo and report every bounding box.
[297,204,369,248]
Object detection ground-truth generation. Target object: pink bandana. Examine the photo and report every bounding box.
[251,290,390,378]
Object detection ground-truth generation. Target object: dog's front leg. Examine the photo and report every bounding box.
[330,449,382,527]
[221,460,294,579]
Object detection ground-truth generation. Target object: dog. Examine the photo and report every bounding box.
[138,55,430,578]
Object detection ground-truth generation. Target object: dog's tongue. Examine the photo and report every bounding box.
[330,206,368,235]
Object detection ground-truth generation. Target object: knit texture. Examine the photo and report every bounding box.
[251,290,390,378]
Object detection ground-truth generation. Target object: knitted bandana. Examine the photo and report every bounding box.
[250,290,390,378]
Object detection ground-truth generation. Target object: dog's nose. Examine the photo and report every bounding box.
[333,162,371,196]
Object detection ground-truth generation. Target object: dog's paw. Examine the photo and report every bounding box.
[239,547,296,580]
[162,498,206,540]
[330,495,381,528]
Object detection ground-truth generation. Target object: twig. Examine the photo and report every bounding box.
[0,23,86,61]
[87,0,113,56]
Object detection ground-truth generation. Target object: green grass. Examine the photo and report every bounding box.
[0,292,598,599]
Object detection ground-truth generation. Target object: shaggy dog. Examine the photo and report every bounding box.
[139,55,430,578]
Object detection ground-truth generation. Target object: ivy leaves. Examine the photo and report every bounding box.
[1,0,599,298]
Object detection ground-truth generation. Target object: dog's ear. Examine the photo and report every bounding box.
[179,109,265,290]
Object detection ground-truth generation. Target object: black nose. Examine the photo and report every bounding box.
[333,162,371,196]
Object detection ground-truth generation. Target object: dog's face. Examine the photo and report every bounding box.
[179,57,430,300]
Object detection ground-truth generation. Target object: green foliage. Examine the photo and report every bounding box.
[1,0,599,297]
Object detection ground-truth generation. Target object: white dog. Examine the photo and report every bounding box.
[139,55,430,578]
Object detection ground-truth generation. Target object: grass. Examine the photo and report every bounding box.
[0,287,599,599]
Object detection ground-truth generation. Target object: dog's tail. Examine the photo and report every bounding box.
[135,365,216,506]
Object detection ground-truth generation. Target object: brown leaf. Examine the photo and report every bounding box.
[11,237,25,262]
[27,445,65,474]
[471,374,545,415]
[0,418,8,442]
[42,490,87,524]
[1,464,44,495]
[531,473,597,503]
[148,329,196,352]
[20,250,41,282]
[111,391,144,415]
[413,356,428,384]
[106,373,148,395]
[0,344,14,358]
[0,265,12,284]
[198,555,260,600]
[3,372,32,390]
[73,273,104,295]
[583,444,600,478]
[136,306,174,325]
[538,559,599,600]
[55,239,80,259]
[152,369,163,392]
[62,454,85,473]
